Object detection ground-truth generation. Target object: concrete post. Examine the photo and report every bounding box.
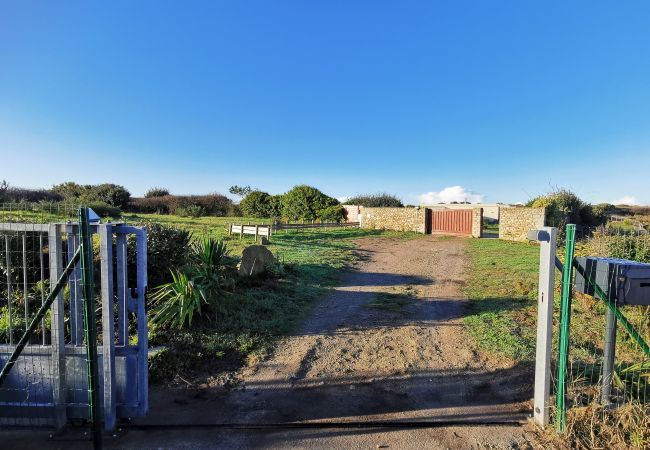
[529,227,557,428]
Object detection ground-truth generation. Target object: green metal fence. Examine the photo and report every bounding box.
[553,225,650,437]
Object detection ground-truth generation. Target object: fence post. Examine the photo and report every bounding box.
[530,227,557,428]
[255,225,259,242]
[556,224,576,433]
[48,223,67,430]
[601,308,617,406]
[79,207,102,448]
[135,228,149,415]
[99,224,117,431]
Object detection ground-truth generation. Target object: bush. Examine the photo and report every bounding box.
[150,238,237,329]
[129,222,192,288]
[86,183,131,209]
[527,189,606,228]
[127,194,234,216]
[51,182,131,210]
[51,181,87,200]
[144,187,170,198]
[318,205,345,223]
[176,204,204,218]
[346,193,403,207]
[281,185,339,221]
[128,196,170,214]
[86,201,121,218]
[268,195,283,218]
[2,186,63,203]
[239,191,272,218]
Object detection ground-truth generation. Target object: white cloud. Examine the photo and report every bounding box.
[612,195,639,205]
[337,196,350,203]
[418,186,484,204]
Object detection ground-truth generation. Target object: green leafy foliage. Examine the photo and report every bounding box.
[229,185,253,199]
[318,204,345,223]
[150,271,206,328]
[129,222,192,287]
[144,187,170,198]
[149,238,237,328]
[345,193,403,207]
[527,189,607,229]
[188,237,237,294]
[281,185,339,221]
[128,194,233,216]
[239,191,273,218]
[51,182,131,210]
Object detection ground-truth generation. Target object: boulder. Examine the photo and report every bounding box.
[239,245,276,276]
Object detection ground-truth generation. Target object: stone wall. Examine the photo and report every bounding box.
[342,204,362,223]
[472,208,483,238]
[499,207,546,241]
[359,207,425,233]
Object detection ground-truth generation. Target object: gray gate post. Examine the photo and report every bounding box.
[529,227,557,428]
[99,224,117,430]
[135,228,149,415]
[600,308,617,406]
[48,224,67,430]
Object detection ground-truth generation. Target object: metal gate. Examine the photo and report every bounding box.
[0,209,148,433]
[428,209,473,235]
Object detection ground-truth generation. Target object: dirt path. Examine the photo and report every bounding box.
[4,235,534,449]
[122,235,534,449]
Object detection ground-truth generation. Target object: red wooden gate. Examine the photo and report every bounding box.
[428,209,473,235]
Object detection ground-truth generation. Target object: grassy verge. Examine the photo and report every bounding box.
[463,238,539,362]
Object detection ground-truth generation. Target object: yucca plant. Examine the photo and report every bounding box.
[150,270,206,328]
[189,237,236,293]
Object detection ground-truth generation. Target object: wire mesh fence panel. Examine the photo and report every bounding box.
[0,204,149,433]
[552,225,650,437]
[0,204,79,427]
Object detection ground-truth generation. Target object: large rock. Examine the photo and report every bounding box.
[239,245,276,276]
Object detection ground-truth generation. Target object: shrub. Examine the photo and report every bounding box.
[527,189,606,228]
[188,237,237,294]
[51,181,87,200]
[281,185,338,221]
[239,191,272,218]
[144,187,170,198]
[2,186,63,203]
[127,194,233,216]
[345,193,403,207]
[176,204,204,218]
[129,222,192,288]
[86,183,131,209]
[128,196,170,214]
[150,238,237,329]
[86,201,121,218]
[268,195,283,218]
[318,205,345,223]
[150,271,206,328]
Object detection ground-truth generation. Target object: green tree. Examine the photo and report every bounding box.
[239,191,272,218]
[281,185,338,221]
[229,185,253,199]
[51,181,88,199]
[87,183,131,209]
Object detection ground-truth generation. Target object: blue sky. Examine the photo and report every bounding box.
[1,1,649,205]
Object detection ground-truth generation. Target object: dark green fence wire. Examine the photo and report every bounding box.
[79,207,102,449]
[553,224,650,436]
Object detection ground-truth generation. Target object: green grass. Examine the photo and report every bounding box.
[463,238,540,362]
